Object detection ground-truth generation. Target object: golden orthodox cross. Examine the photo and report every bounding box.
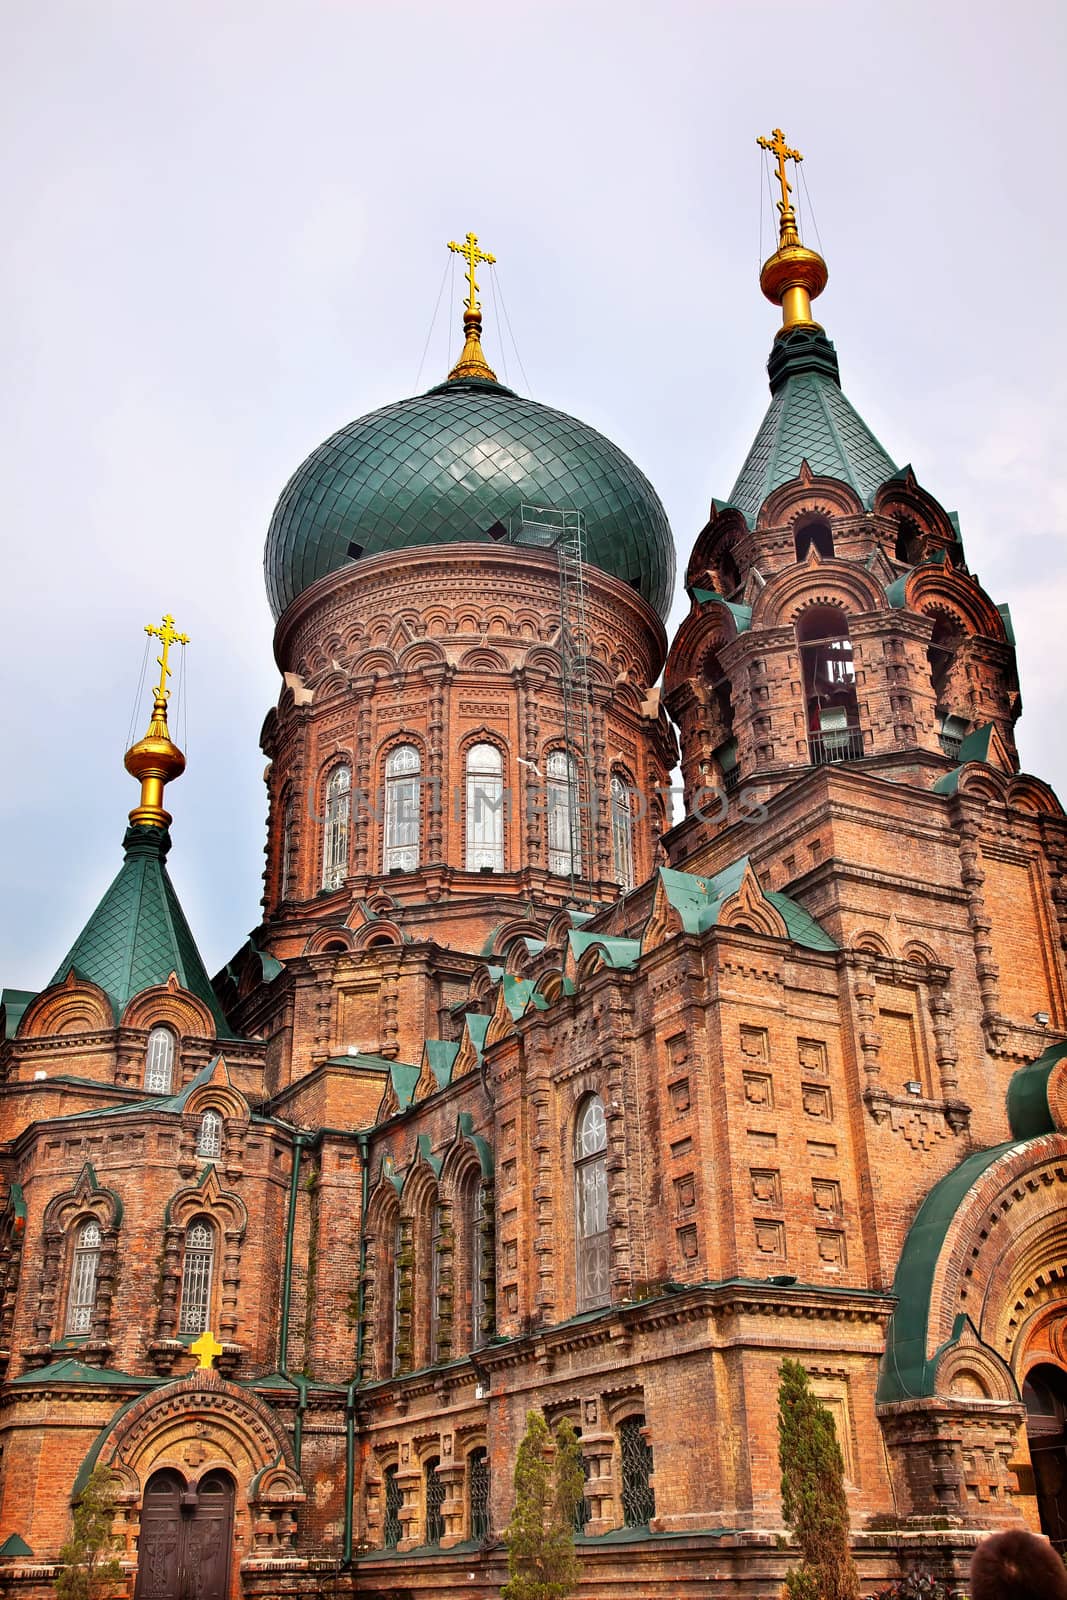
[757,126,803,229]
[144,612,190,702]
[191,1328,222,1369]
[447,231,496,312]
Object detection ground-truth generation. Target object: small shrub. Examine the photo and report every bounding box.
[55,1465,124,1600]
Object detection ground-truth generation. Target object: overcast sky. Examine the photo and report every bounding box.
[2,0,1065,991]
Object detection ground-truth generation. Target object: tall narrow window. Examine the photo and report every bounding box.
[468,1447,491,1541]
[471,1181,487,1349]
[619,1415,655,1526]
[280,792,295,899]
[390,1216,403,1377]
[610,774,635,890]
[197,1109,223,1159]
[797,606,862,765]
[322,764,351,890]
[178,1219,215,1335]
[382,1465,402,1549]
[425,1456,445,1545]
[65,1218,101,1335]
[144,1026,176,1094]
[466,743,504,870]
[547,749,582,877]
[384,745,421,872]
[428,1200,443,1362]
[574,1095,609,1310]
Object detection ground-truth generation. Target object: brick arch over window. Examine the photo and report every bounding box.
[18,973,114,1039]
[758,470,865,529]
[398,1158,446,1369]
[153,1170,247,1368]
[750,560,886,629]
[121,976,218,1040]
[29,1163,122,1361]
[439,1121,495,1353]
[904,566,1008,641]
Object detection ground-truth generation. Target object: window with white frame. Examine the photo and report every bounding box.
[65,1218,101,1335]
[178,1218,215,1335]
[197,1109,223,1159]
[465,743,504,870]
[610,773,635,890]
[322,765,351,890]
[384,745,421,872]
[547,749,582,877]
[144,1026,176,1094]
[574,1095,610,1310]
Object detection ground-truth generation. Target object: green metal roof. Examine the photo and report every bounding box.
[876,1140,1028,1404]
[728,329,896,526]
[423,1039,460,1089]
[1,989,34,1040]
[265,377,676,619]
[568,930,641,970]
[48,826,233,1036]
[1007,1040,1067,1139]
[651,860,837,952]
[0,1534,33,1558]
[932,723,999,795]
[11,1356,147,1386]
[689,589,753,632]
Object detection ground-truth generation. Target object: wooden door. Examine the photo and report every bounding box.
[134,1468,234,1600]
[1024,1364,1067,1554]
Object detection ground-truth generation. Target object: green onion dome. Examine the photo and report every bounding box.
[265,375,676,620]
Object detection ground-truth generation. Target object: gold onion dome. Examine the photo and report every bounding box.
[124,615,188,829]
[757,126,828,336]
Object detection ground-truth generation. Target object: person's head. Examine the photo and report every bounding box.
[969,1529,1067,1600]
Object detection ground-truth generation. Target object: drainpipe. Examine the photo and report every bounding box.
[342,1130,370,1569]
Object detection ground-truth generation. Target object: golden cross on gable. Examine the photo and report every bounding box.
[144,612,190,703]
[757,126,803,233]
[191,1328,222,1370]
[447,231,496,312]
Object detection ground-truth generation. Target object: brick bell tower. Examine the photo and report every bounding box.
[220,237,677,1085]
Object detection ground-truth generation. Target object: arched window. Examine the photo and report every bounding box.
[466,743,504,871]
[425,1456,445,1545]
[428,1200,444,1362]
[65,1218,101,1335]
[197,1109,223,1159]
[144,1026,176,1094]
[797,605,862,765]
[468,1447,491,1541]
[390,1215,403,1377]
[322,764,351,890]
[547,749,582,877]
[610,774,635,890]
[471,1180,488,1349]
[574,1095,609,1311]
[619,1415,655,1526]
[794,517,835,562]
[382,1465,402,1549]
[280,791,295,900]
[384,745,421,872]
[178,1218,215,1335]
[703,647,738,792]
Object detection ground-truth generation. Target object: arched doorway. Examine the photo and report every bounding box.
[1023,1364,1067,1553]
[134,1466,234,1600]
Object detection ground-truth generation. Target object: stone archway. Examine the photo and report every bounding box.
[1023,1363,1067,1552]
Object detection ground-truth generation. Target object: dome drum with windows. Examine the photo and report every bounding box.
[265,233,676,620]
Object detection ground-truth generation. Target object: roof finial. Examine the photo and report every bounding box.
[756,127,828,337]
[446,230,499,382]
[124,612,189,829]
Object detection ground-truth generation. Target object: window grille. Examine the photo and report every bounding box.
[382,1465,402,1548]
[468,1447,491,1541]
[384,745,421,872]
[322,765,351,890]
[610,773,635,890]
[144,1027,175,1094]
[65,1218,101,1335]
[197,1109,223,1159]
[280,793,295,899]
[425,1457,445,1544]
[547,749,582,877]
[178,1219,214,1335]
[471,1182,487,1348]
[466,743,505,870]
[619,1415,655,1526]
[574,1096,610,1310]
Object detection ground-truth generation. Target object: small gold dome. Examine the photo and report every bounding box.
[125,695,186,827]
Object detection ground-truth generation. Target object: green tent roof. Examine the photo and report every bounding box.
[48,825,233,1037]
[728,328,896,526]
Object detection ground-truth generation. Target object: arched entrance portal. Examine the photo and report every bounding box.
[1024,1364,1067,1554]
[134,1466,234,1600]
